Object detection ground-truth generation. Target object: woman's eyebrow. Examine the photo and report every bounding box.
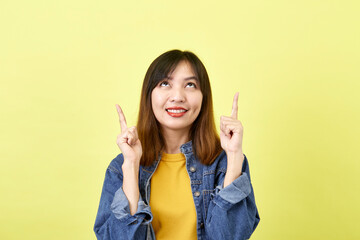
[184,76,198,81]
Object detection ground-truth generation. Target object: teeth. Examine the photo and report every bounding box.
[167,109,186,113]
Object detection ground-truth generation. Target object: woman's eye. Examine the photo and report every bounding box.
[159,81,169,87]
[186,82,196,88]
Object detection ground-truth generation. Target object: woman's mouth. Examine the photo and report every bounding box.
[166,107,188,117]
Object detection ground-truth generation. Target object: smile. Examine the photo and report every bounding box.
[166,108,188,117]
[167,109,186,113]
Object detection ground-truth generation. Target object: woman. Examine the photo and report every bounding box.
[94,50,260,240]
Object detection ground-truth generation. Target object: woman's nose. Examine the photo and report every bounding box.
[169,87,185,102]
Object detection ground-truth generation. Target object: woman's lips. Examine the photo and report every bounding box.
[166,107,188,117]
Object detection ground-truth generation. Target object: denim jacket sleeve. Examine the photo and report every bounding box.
[94,154,153,240]
[205,154,260,240]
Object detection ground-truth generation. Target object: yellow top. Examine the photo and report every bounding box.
[149,152,197,240]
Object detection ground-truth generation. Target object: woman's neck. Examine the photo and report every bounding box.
[161,128,190,154]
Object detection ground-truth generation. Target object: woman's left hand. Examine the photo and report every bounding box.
[221,92,245,186]
[220,92,244,155]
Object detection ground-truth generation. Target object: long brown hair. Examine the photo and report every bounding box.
[137,50,222,166]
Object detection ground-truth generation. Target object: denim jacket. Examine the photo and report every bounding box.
[94,141,260,240]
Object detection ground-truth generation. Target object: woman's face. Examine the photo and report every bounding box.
[151,60,203,135]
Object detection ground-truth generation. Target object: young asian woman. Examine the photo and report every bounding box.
[94,50,260,240]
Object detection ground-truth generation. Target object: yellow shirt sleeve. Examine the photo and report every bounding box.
[149,152,197,240]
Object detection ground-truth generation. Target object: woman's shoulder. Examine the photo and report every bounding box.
[204,150,227,169]
[205,150,249,171]
[107,153,124,174]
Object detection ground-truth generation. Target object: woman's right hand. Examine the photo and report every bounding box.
[116,104,141,215]
[115,104,142,166]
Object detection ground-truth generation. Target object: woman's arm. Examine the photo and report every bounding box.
[122,161,140,215]
[93,155,152,240]
[220,92,245,187]
[94,105,151,239]
[114,104,143,215]
[206,93,259,239]
[205,154,260,240]
[223,151,244,187]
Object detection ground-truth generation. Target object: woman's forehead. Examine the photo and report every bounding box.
[166,60,197,78]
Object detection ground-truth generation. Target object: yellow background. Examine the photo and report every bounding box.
[1,0,359,239]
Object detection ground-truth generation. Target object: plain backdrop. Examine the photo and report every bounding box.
[1,0,359,239]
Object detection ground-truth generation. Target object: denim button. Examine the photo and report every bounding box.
[194,191,200,197]
[200,222,204,229]
[190,166,196,172]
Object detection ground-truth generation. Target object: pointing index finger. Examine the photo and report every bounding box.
[115,104,128,132]
[231,92,239,119]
